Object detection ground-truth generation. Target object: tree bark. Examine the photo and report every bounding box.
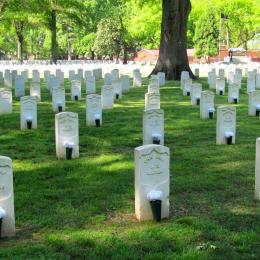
[91,50,95,60]
[14,21,24,63]
[151,0,194,80]
[67,26,72,61]
[51,9,58,64]
[123,46,128,64]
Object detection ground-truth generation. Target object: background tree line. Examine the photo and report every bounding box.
[0,0,259,63]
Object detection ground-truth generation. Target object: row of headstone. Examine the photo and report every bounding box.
[181,71,237,145]
[136,72,168,221]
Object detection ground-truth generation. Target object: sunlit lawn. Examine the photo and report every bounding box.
[0,75,259,259]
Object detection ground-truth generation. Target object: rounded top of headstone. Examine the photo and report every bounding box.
[0,156,12,165]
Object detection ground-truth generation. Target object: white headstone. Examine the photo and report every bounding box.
[183,78,192,96]
[48,76,60,94]
[216,78,225,95]
[0,156,15,237]
[93,68,102,80]
[208,71,216,89]
[84,70,92,79]
[256,74,260,89]
[86,76,96,94]
[69,70,75,81]
[0,88,12,115]
[148,84,160,94]
[228,84,240,104]
[248,90,260,116]
[77,69,83,79]
[228,71,235,84]
[11,70,17,82]
[218,69,225,79]
[216,106,236,145]
[200,91,215,119]
[145,93,160,111]
[157,72,165,86]
[71,80,81,101]
[149,75,160,88]
[104,73,112,85]
[44,70,51,82]
[56,70,64,85]
[30,82,41,101]
[21,70,28,83]
[52,88,66,112]
[32,70,40,83]
[143,109,164,145]
[15,75,25,98]
[255,138,260,201]
[191,83,202,105]
[0,72,3,84]
[135,144,170,221]
[55,112,79,159]
[181,71,189,89]
[195,68,200,78]
[4,71,12,88]
[20,96,37,129]
[86,94,102,126]
[120,75,130,93]
[113,80,122,100]
[111,69,119,81]
[101,85,114,109]
[247,78,256,93]
[133,71,142,87]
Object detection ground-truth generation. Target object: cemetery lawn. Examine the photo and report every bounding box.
[0,77,260,260]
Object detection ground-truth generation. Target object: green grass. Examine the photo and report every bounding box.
[0,76,259,259]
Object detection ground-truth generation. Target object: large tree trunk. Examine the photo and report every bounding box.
[67,26,72,61]
[123,46,128,64]
[51,10,58,64]
[14,21,24,63]
[152,0,194,80]
[17,35,24,63]
[91,50,95,60]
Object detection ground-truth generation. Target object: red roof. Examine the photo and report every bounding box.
[133,49,195,61]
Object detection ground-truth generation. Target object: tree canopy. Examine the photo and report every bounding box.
[0,0,259,62]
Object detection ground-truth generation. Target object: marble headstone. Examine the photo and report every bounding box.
[30,82,41,101]
[101,85,114,109]
[135,144,170,221]
[191,83,202,105]
[86,76,96,94]
[86,94,102,126]
[216,106,236,145]
[55,112,79,159]
[133,70,142,87]
[0,88,12,115]
[113,80,122,100]
[183,78,192,96]
[145,93,160,111]
[0,156,15,237]
[15,75,25,98]
[120,75,130,93]
[20,96,37,129]
[104,73,112,85]
[71,80,82,101]
[255,138,260,201]
[216,78,225,95]
[52,88,66,112]
[200,91,215,119]
[248,90,260,116]
[228,84,240,104]
[143,109,164,145]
